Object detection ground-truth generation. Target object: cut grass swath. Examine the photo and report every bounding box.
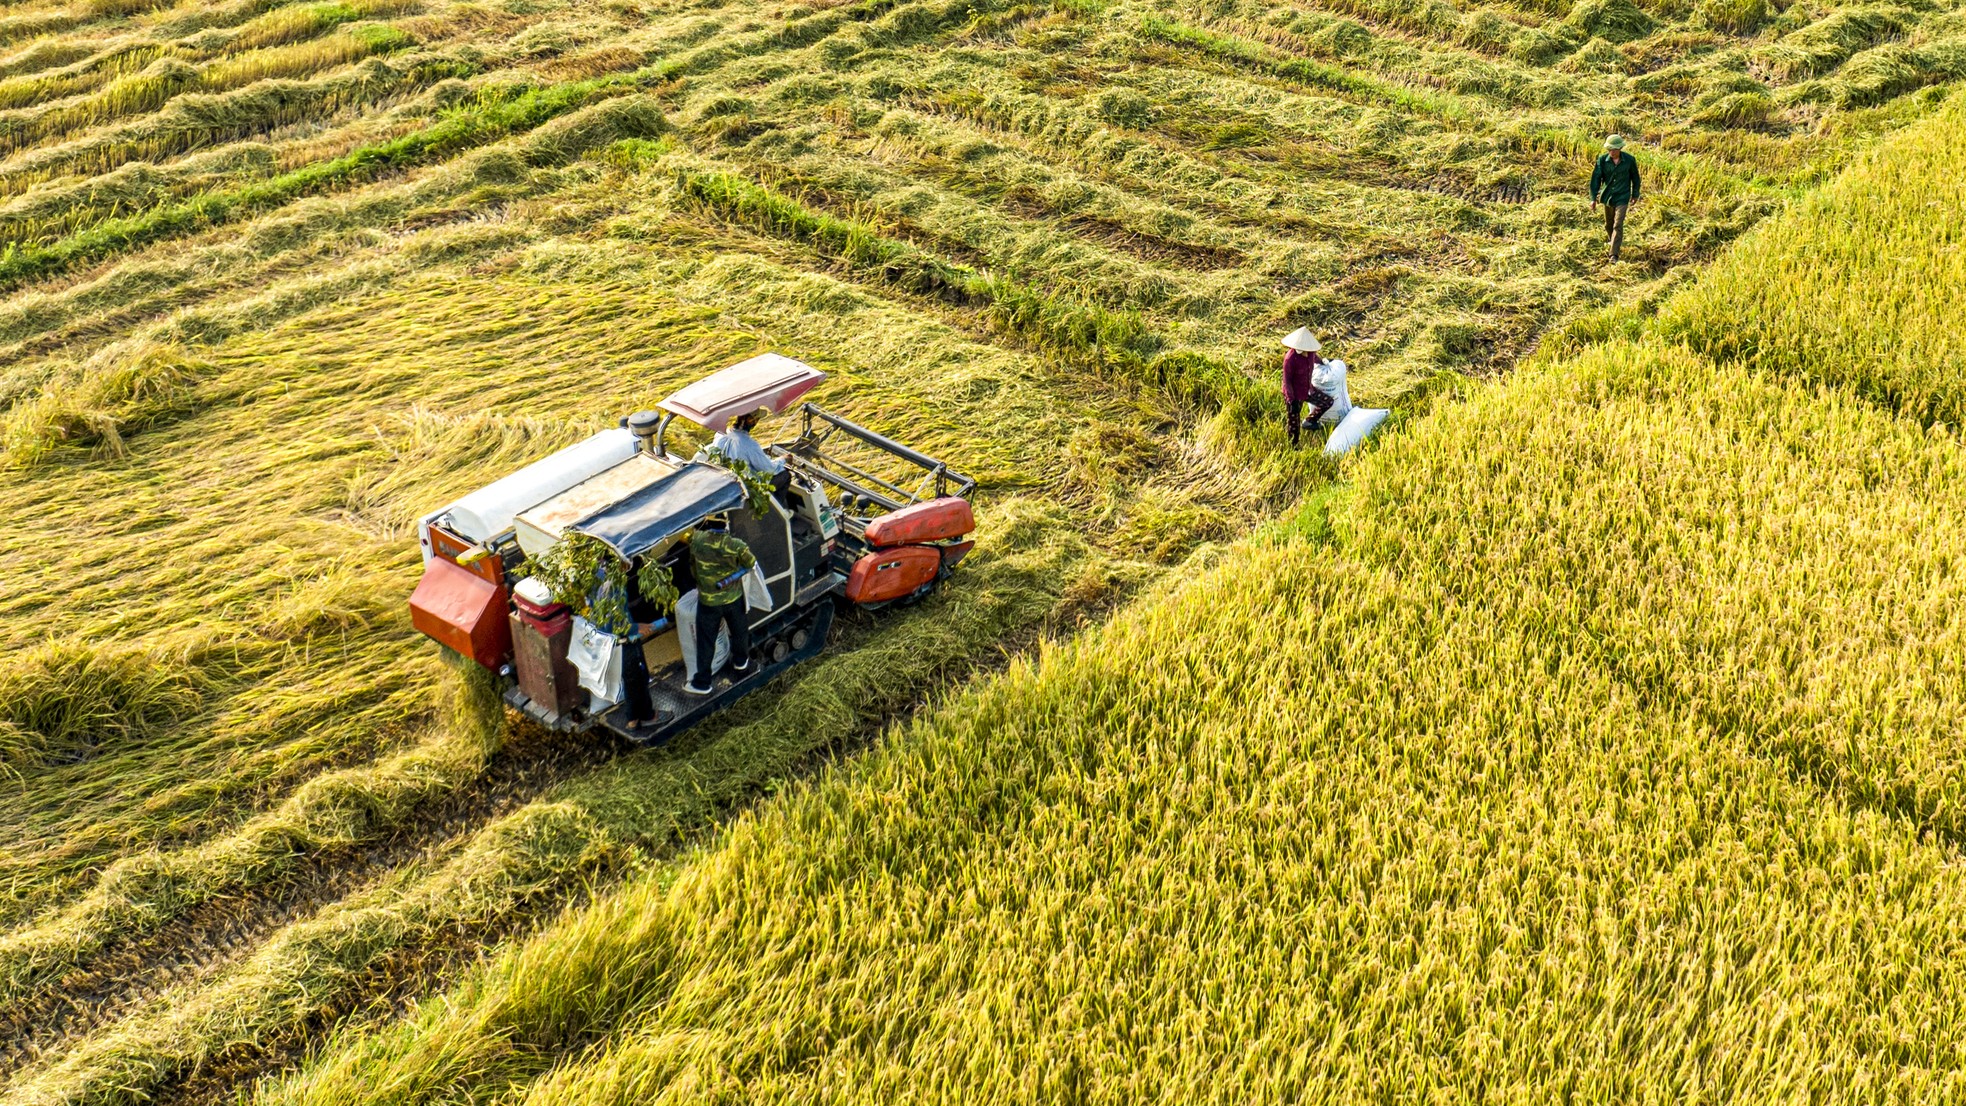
[668,163,1273,423]
[0,78,665,291]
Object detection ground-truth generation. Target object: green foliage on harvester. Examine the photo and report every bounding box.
[702,447,778,516]
[517,532,681,628]
[520,532,626,627]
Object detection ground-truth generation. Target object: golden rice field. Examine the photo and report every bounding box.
[0,0,1958,1095]
[244,89,1966,1106]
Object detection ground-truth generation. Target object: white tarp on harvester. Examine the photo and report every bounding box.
[426,429,640,553]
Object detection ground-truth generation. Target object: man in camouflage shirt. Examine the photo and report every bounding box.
[684,513,756,695]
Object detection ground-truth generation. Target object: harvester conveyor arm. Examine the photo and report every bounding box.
[779,404,977,507]
[800,448,924,507]
[783,458,907,516]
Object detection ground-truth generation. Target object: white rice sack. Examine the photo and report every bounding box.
[743,563,773,611]
[1324,407,1390,455]
[569,617,623,703]
[674,590,732,686]
[1311,359,1352,419]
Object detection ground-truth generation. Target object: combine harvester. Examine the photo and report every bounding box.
[407,355,976,743]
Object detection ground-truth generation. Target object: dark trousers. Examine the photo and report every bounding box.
[691,598,751,689]
[1287,388,1335,446]
[1602,202,1629,260]
[622,631,655,722]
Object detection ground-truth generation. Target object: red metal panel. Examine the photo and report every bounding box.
[514,590,571,631]
[427,522,503,585]
[410,556,511,669]
[863,497,974,548]
[844,545,942,604]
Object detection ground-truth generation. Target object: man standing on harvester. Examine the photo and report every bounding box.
[710,407,794,500]
[1590,134,1641,262]
[685,514,755,697]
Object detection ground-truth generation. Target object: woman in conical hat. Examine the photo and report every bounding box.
[1279,328,1333,447]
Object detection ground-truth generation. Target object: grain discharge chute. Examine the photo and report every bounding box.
[408,354,976,743]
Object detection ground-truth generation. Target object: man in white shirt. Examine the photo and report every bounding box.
[711,408,783,475]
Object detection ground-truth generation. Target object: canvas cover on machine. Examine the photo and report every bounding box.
[658,353,825,431]
[570,462,747,559]
[430,429,639,548]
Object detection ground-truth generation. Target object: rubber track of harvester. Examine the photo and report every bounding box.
[0,723,615,1084]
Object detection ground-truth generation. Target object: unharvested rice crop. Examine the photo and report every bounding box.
[0,0,1960,1098]
[1657,97,1966,425]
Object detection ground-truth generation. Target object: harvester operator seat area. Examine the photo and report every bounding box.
[729,503,794,611]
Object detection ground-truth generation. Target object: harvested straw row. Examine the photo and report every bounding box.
[0,0,408,107]
[0,49,480,195]
[0,82,664,292]
[666,163,1272,426]
[0,657,504,1008]
[0,25,412,157]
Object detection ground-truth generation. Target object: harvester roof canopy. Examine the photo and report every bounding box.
[658,353,825,432]
[569,460,746,560]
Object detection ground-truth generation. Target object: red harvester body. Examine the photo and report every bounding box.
[862,497,974,548]
[844,544,944,604]
[409,555,511,669]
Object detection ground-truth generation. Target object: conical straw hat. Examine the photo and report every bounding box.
[1282,327,1322,352]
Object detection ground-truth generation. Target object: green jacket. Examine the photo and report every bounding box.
[1590,151,1641,206]
[689,528,755,607]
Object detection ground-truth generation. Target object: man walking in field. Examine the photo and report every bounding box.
[1590,134,1641,262]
